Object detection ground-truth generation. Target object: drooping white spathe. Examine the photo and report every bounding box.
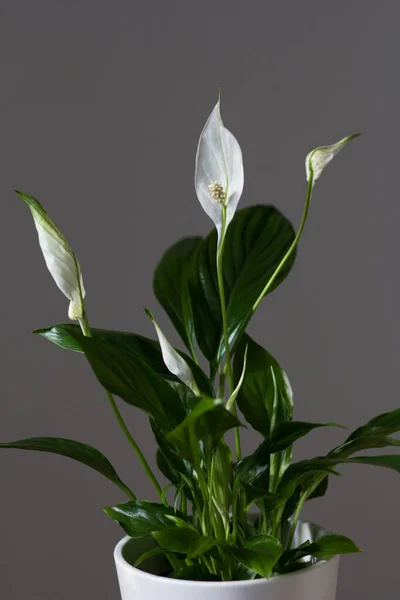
[16,191,86,321]
[145,309,199,395]
[195,102,244,243]
[306,134,360,185]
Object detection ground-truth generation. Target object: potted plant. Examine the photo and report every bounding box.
[3,98,400,600]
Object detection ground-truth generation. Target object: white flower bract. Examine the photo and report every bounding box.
[306,134,361,185]
[145,309,199,395]
[16,191,86,321]
[195,101,244,243]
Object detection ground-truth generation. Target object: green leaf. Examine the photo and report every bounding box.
[167,397,241,463]
[103,500,185,538]
[60,329,186,430]
[0,437,132,496]
[134,546,167,568]
[35,324,213,396]
[169,565,221,581]
[278,454,400,498]
[345,408,400,442]
[153,236,202,353]
[280,534,361,568]
[307,475,329,500]
[330,435,400,459]
[152,526,217,559]
[268,421,344,453]
[232,534,282,578]
[189,205,296,363]
[211,440,233,510]
[242,483,280,511]
[234,336,293,438]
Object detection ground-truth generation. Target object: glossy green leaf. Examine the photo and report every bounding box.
[189,205,296,362]
[345,408,400,442]
[278,454,400,499]
[60,329,186,430]
[152,526,217,559]
[34,324,212,396]
[170,565,221,581]
[134,545,167,568]
[153,236,202,353]
[104,500,185,538]
[234,336,292,438]
[167,397,241,463]
[268,421,344,453]
[242,483,280,511]
[0,437,132,496]
[307,475,329,500]
[211,440,232,509]
[329,435,400,459]
[232,535,282,578]
[280,534,361,568]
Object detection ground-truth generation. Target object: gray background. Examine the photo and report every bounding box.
[0,1,398,598]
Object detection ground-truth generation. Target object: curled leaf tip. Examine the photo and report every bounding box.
[144,308,154,321]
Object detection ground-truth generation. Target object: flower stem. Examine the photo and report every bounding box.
[77,312,162,499]
[217,206,241,461]
[105,390,162,498]
[252,177,314,314]
[286,493,307,550]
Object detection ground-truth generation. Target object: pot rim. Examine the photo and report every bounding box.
[114,531,339,588]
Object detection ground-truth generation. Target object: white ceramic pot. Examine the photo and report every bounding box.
[114,521,340,600]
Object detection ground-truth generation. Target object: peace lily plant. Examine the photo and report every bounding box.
[4,99,400,584]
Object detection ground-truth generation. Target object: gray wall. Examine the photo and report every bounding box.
[0,1,398,598]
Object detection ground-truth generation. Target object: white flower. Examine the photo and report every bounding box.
[145,309,199,395]
[16,190,86,321]
[306,134,361,185]
[195,100,244,243]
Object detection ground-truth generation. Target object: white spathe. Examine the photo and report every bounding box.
[146,310,199,395]
[195,102,244,243]
[305,134,360,185]
[16,191,86,321]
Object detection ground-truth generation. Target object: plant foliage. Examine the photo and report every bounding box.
[4,99,393,582]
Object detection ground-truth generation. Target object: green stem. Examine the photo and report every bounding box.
[106,390,162,498]
[287,493,306,550]
[217,206,241,461]
[252,177,314,314]
[77,312,162,499]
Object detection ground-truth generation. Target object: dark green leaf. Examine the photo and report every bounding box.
[152,526,217,559]
[189,205,296,363]
[134,546,167,568]
[307,476,329,500]
[104,500,185,538]
[62,329,186,430]
[346,408,400,442]
[329,436,400,459]
[153,236,202,353]
[232,535,282,578]
[242,482,279,511]
[167,397,241,463]
[211,440,233,510]
[280,534,361,567]
[278,454,400,498]
[234,336,293,438]
[35,324,213,396]
[0,437,132,496]
[268,421,344,453]
[169,565,221,581]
